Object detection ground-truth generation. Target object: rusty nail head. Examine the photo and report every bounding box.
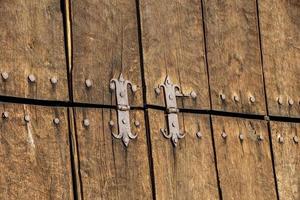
[50,77,58,85]
[220,93,226,101]
[277,97,283,105]
[28,74,36,83]
[83,119,90,127]
[190,91,197,99]
[109,120,114,127]
[53,118,60,125]
[24,115,30,122]
[1,72,8,80]
[293,136,299,144]
[85,79,92,88]
[196,131,202,139]
[221,132,227,139]
[2,111,9,119]
[288,99,294,106]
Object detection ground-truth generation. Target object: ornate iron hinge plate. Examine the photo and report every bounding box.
[155,76,196,147]
[109,74,137,147]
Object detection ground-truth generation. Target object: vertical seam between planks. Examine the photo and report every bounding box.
[135,0,148,106]
[200,1,223,199]
[67,108,79,200]
[266,121,280,200]
[208,115,223,200]
[70,107,85,200]
[255,1,279,199]
[144,109,157,200]
[64,0,74,102]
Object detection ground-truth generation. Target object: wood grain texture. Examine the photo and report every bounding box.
[258,0,300,117]
[0,0,68,101]
[203,0,266,114]
[270,121,299,200]
[212,116,276,200]
[73,108,152,200]
[72,0,143,106]
[0,104,73,200]
[148,109,219,200]
[139,0,210,109]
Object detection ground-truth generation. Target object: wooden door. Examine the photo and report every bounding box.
[147,109,219,199]
[139,0,210,110]
[258,0,300,117]
[270,121,299,200]
[203,0,266,115]
[0,103,73,199]
[72,107,152,199]
[71,0,143,106]
[212,116,276,200]
[0,0,68,101]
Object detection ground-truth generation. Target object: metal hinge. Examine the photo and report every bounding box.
[109,74,137,147]
[155,76,197,147]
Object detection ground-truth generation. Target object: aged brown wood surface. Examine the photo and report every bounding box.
[270,121,299,200]
[148,109,219,199]
[212,116,276,200]
[73,108,152,200]
[72,0,143,106]
[0,0,68,101]
[203,0,266,115]
[259,0,300,117]
[139,0,210,109]
[0,104,73,200]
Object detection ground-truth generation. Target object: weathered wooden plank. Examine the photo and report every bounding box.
[203,0,266,114]
[0,104,73,200]
[73,108,152,199]
[270,121,299,200]
[148,109,219,199]
[258,0,300,117]
[139,0,210,109]
[0,0,68,101]
[72,0,143,106]
[212,116,276,200]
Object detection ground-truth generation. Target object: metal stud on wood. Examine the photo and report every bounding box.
[24,115,30,122]
[28,74,36,83]
[83,119,90,127]
[50,77,58,85]
[53,118,60,125]
[2,111,9,119]
[1,72,9,81]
